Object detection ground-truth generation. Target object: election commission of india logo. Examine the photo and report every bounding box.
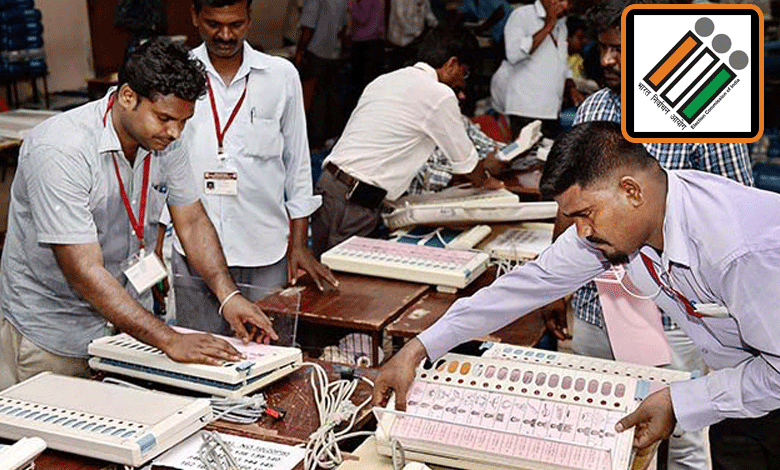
[622,5,763,143]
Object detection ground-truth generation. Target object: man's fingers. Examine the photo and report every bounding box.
[393,382,409,412]
[372,381,389,407]
[616,409,641,433]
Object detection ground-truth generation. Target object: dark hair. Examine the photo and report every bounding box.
[586,0,686,34]
[567,16,587,36]
[416,26,479,71]
[193,0,253,14]
[539,121,658,198]
[118,37,207,103]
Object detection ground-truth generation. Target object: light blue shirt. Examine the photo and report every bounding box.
[173,43,320,267]
[419,170,780,432]
[0,92,200,357]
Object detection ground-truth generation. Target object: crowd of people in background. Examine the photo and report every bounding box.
[285,0,606,153]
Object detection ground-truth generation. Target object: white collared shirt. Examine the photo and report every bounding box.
[490,0,571,119]
[419,170,780,432]
[174,43,320,267]
[324,63,478,200]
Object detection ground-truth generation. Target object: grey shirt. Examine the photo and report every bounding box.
[300,0,348,60]
[0,91,200,358]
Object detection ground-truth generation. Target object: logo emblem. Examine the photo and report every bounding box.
[622,5,763,143]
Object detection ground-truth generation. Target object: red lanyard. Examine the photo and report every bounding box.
[206,75,249,154]
[104,93,153,250]
[640,252,702,318]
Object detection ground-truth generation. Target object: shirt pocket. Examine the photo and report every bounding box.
[243,117,284,160]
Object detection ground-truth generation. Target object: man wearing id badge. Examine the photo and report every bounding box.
[162,0,337,341]
[0,38,277,390]
[374,122,780,470]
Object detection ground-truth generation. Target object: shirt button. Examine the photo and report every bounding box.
[701,348,708,354]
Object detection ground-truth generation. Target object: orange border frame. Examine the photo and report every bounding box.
[621,4,764,144]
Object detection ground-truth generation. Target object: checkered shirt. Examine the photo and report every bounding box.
[408,116,500,194]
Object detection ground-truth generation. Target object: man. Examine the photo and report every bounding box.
[170,0,336,340]
[0,38,277,390]
[541,2,754,467]
[374,122,780,470]
[385,0,439,71]
[294,0,348,149]
[490,0,584,138]
[310,27,504,257]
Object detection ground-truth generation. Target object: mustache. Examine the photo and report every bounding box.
[214,40,237,47]
[586,236,610,245]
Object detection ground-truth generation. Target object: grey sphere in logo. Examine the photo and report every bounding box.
[730,50,749,70]
[695,17,715,37]
[712,34,731,53]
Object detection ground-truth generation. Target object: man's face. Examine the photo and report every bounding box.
[542,0,570,18]
[193,1,250,59]
[121,90,195,152]
[598,27,621,93]
[439,57,470,91]
[555,181,644,265]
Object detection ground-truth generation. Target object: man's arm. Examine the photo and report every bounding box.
[280,63,337,291]
[52,243,244,364]
[288,217,338,290]
[295,0,320,68]
[169,200,277,343]
[373,226,607,408]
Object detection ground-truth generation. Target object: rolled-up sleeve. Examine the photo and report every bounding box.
[671,249,780,430]
[25,144,97,245]
[504,8,535,64]
[418,226,606,360]
[281,64,321,219]
[300,0,320,29]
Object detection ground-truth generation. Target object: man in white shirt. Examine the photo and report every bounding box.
[311,27,505,257]
[374,121,780,469]
[491,0,584,138]
[171,0,336,339]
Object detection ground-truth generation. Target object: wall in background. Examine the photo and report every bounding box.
[37,0,94,92]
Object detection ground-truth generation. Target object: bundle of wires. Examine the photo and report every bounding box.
[302,362,374,470]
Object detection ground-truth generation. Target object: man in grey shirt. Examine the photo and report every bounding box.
[0,38,277,390]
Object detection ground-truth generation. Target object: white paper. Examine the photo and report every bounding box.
[152,431,305,470]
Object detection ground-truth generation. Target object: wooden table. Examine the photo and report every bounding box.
[385,266,547,348]
[257,273,429,365]
[30,360,376,470]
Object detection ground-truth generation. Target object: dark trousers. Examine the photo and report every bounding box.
[310,170,382,258]
[710,409,780,470]
[351,39,385,100]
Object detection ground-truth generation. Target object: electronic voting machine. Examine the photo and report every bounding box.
[0,437,46,470]
[89,327,302,397]
[375,344,690,470]
[382,186,558,230]
[0,372,211,466]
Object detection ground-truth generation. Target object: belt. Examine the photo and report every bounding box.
[324,162,387,209]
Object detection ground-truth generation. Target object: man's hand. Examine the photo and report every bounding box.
[221,295,278,344]
[545,0,568,23]
[162,331,244,365]
[288,244,339,291]
[539,298,570,340]
[616,387,677,450]
[372,338,428,411]
[483,147,510,177]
